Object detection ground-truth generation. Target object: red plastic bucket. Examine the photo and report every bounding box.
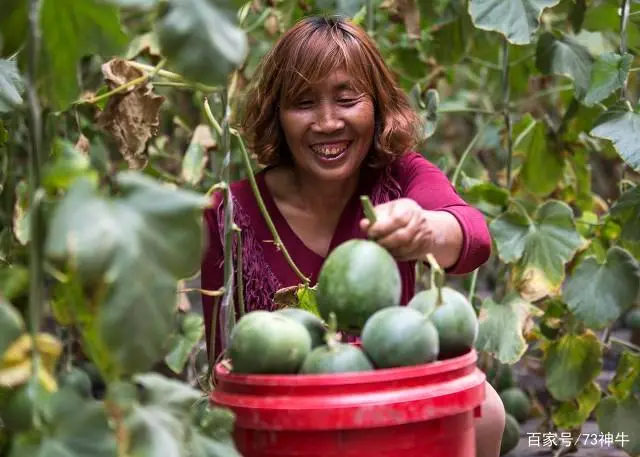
[210,348,486,457]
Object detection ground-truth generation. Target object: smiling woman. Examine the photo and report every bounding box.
[201,15,503,457]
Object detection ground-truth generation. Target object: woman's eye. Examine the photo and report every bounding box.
[296,99,313,107]
[338,97,358,105]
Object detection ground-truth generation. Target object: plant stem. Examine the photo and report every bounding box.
[468,269,479,304]
[609,336,640,353]
[451,118,493,187]
[202,101,310,286]
[438,107,495,115]
[366,0,374,34]
[620,0,631,101]
[501,37,514,190]
[75,59,166,105]
[234,132,310,284]
[26,0,44,426]
[630,67,640,72]
[220,89,236,347]
[235,226,245,318]
[513,84,574,107]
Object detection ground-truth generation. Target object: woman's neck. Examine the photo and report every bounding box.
[268,165,360,218]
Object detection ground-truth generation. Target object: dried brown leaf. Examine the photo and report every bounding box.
[395,0,421,40]
[74,134,90,156]
[96,58,165,169]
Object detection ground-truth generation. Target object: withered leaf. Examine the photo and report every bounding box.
[96,58,165,169]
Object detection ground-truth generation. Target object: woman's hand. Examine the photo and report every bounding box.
[359,198,463,268]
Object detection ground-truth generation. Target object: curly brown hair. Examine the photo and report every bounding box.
[240,15,423,168]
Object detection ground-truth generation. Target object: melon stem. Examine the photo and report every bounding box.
[426,253,445,306]
[325,312,339,350]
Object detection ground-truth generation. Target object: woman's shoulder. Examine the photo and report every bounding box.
[389,150,448,185]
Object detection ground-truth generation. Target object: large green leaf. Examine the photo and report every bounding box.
[515,115,563,196]
[543,331,602,402]
[113,373,240,457]
[40,0,128,109]
[596,395,640,456]
[468,0,561,45]
[475,292,543,364]
[0,59,24,113]
[590,106,640,171]
[584,52,633,106]
[535,32,593,100]
[45,173,209,376]
[0,0,28,57]
[9,388,117,457]
[165,313,204,374]
[155,0,248,86]
[563,246,640,329]
[552,380,601,429]
[490,200,587,301]
[608,351,640,401]
[0,298,24,356]
[610,185,640,242]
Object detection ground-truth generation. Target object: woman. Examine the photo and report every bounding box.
[201,16,505,457]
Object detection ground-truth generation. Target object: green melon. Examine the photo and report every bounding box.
[500,387,530,423]
[275,308,327,349]
[500,413,520,456]
[316,239,401,332]
[408,286,478,359]
[300,343,374,374]
[229,311,312,374]
[361,307,439,369]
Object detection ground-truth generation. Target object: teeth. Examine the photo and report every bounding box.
[311,142,349,156]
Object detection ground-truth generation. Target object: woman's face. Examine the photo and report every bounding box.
[278,68,375,183]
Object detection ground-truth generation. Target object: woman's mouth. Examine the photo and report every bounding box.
[310,141,352,161]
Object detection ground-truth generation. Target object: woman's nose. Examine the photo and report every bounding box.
[311,104,345,132]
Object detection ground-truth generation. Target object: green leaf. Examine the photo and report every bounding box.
[535,32,593,100]
[475,292,543,364]
[610,185,640,241]
[9,388,117,457]
[430,7,473,65]
[608,350,640,401]
[460,180,509,217]
[596,395,640,456]
[590,106,640,171]
[181,143,208,187]
[543,331,602,401]
[552,380,601,429]
[45,173,209,375]
[490,200,587,301]
[165,313,205,374]
[0,59,24,113]
[584,52,633,106]
[42,139,97,192]
[118,373,240,457]
[40,0,128,109]
[563,246,640,329]
[0,298,24,356]
[0,0,28,58]
[155,0,248,86]
[515,115,563,196]
[423,89,439,140]
[468,0,561,45]
[0,265,29,303]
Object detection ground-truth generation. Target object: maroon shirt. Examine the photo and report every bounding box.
[201,151,491,359]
